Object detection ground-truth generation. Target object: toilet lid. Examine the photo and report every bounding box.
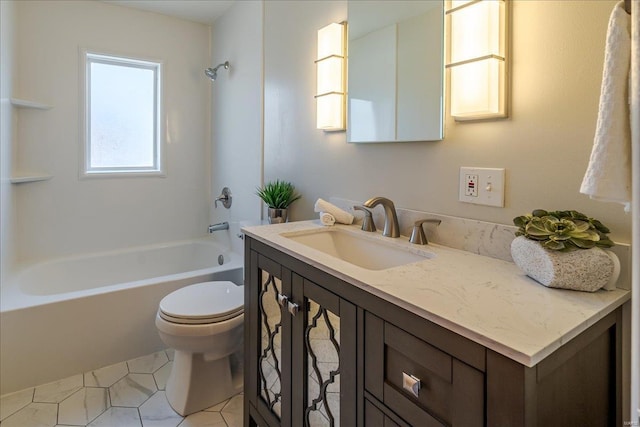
[159,281,243,325]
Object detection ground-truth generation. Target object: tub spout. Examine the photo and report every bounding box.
[208,222,229,233]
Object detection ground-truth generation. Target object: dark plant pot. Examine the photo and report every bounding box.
[267,208,288,224]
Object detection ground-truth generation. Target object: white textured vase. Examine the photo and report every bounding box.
[510,236,620,292]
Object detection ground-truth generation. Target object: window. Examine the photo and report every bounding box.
[82,51,163,176]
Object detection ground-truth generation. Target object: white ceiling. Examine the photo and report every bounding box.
[102,0,236,25]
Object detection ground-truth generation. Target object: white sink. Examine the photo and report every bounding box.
[282,228,432,271]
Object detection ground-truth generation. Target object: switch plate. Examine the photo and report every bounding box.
[459,167,505,207]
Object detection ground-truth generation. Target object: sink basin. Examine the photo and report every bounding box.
[282,228,432,271]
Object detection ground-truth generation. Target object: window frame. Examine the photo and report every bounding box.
[80,49,165,178]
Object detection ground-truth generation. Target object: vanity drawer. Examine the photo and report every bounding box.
[365,398,403,427]
[365,312,485,426]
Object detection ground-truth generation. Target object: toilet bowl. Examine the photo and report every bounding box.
[155,281,244,416]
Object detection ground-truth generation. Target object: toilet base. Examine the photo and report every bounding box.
[165,350,242,416]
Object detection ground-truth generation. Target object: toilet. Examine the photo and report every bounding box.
[155,281,244,416]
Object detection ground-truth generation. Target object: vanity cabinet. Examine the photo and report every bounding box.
[244,235,622,427]
[244,238,357,427]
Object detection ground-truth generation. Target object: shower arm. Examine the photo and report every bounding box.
[212,61,229,72]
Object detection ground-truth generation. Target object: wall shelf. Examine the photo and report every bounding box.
[10,174,53,184]
[9,98,53,184]
[10,98,52,110]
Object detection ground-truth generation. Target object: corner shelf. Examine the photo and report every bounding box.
[10,98,52,110]
[10,174,53,184]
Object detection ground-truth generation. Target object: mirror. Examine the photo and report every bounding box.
[347,1,444,143]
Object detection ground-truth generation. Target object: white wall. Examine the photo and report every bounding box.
[11,0,211,266]
[0,0,17,282]
[264,0,632,245]
[210,1,263,227]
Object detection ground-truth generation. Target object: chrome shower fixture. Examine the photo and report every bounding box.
[204,61,230,81]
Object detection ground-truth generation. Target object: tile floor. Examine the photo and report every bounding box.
[0,349,243,427]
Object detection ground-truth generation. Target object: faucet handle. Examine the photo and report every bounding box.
[410,219,442,245]
[214,187,232,209]
[353,206,376,232]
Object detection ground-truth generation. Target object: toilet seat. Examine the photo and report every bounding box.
[159,281,243,325]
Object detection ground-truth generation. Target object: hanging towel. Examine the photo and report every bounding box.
[580,1,632,211]
[314,198,354,224]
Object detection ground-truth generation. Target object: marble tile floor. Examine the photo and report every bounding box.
[0,349,243,427]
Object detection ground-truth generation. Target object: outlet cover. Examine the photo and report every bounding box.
[464,174,479,197]
[459,167,505,207]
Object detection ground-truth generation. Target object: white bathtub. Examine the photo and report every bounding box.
[0,238,243,395]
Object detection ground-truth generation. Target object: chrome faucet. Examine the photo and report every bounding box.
[409,219,442,245]
[208,222,229,233]
[363,197,400,238]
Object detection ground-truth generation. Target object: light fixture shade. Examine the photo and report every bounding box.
[317,23,345,60]
[450,56,505,119]
[446,0,508,121]
[316,56,344,95]
[450,0,502,63]
[316,22,346,131]
[316,93,345,131]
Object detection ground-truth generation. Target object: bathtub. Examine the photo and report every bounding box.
[0,237,243,395]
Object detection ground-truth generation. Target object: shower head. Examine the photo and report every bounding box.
[204,61,230,81]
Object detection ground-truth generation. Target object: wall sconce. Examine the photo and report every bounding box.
[315,22,346,131]
[446,0,509,121]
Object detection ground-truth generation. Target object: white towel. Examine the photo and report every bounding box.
[580,1,631,212]
[314,198,354,224]
[319,212,336,226]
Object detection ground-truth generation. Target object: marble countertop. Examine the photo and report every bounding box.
[243,220,630,367]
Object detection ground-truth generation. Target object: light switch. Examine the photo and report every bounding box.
[459,167,505,207]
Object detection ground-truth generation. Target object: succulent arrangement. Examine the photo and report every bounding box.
[256,180,301,209]
[513,209,614,252]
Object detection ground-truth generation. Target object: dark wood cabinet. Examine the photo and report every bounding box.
[364,312,484,427]
[244,238,356,427]
[244,236,622,427]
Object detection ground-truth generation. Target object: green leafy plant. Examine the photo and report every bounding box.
[513,209,614,252]
[256,180,301,209]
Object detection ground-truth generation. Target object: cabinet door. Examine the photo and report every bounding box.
[247,252,292,426]
[290,276,357,427]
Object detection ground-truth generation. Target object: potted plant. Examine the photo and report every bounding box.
[256,180,301,224]
[511,209,619,292]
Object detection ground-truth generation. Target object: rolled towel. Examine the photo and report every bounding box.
[314,198,354,224]
[319,212,336,226]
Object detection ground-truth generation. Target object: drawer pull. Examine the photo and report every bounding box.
[277,293,288,307]
[287,301,300,316]
[402,372,421,398]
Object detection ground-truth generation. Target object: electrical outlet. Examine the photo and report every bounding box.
[464,174,478,197]
[459,167,505,207]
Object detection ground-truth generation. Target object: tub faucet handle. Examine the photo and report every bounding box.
[215,187,232,209]
[409,219,442,245]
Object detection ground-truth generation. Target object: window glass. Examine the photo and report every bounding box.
[84,53,162,175]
